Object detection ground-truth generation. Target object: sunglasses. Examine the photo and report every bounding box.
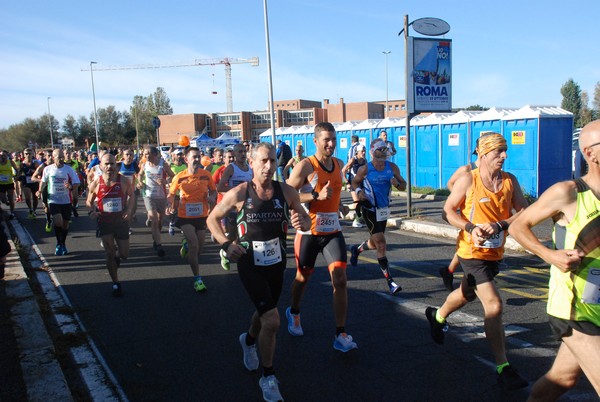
[24,153,31,155]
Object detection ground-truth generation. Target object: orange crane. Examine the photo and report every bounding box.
[82,57,259,113]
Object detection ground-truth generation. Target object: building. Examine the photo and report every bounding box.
[157,98,408,145]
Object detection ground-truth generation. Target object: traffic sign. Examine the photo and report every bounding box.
[152,116,161,129]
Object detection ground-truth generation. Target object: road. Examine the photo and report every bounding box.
[14,201,596,402]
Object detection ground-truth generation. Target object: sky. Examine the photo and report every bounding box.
[1,0,599,130]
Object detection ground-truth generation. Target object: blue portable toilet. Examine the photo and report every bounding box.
[412,113,453,188]
[502,105,573,197]
[259,128,275,144]
[280,126,295,150]
[440,111,484,188]
[291,125,311,154]
[470,107,516,155]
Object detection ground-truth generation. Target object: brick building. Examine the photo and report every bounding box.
[157,98,408,145]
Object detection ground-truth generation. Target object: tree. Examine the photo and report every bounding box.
[560,78,582,127]
[148,87,173,116]
[580,91,593,127]
[465,105,488,111]
[593,81,600,119]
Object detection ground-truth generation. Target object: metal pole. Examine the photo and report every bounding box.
[263,0,276,145]
[90,61,100,150]
[404,15,413,217]
[382,51,391,118]
[47,97,54,148]
[134,106,140,152]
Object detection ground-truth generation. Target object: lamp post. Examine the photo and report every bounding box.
[263,0,276,145]
[90,61,100,150]
[382,51,391,118]
[47,97,54,148]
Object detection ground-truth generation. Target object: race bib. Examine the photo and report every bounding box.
[376,207,390,222]
[26,176,33,184]
[52,178,67,194]
[253,238,282,266]
[475,224,504,249]
[146,185,163,198]
[581,267,600,304]
[102,198,123,213]
[0,174,9,182]
[185,202,203,217]
[315,212,340,233]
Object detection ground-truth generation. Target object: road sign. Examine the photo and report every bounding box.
[152,117,161,129]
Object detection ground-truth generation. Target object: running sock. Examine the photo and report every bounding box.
[336,327,346,336]
[54,227,62,243]
[378,257,390,279]
[496,362,510,374]
[263,366,275,377]
[61,228,68,245]
[245,332,256,346]
[357,241,370,253]
[435,310,446,324]
[46,211,51,222]
[290,307,300,315]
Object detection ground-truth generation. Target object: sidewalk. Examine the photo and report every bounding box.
[1,193,550,401]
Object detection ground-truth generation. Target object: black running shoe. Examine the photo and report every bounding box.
[425,307,447,344]
[439,267,455,291]
[497,365,528,391]
[350,245,359,267]
[156,244,165,257]
[111,283,122,297]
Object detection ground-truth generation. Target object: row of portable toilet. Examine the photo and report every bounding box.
[259,105,574,197]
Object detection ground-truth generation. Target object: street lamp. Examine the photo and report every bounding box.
[382,51,391,118]
[47,97,54,148]
[263,0,276,145]
[90,61,100,150]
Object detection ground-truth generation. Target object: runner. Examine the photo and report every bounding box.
[426,133,529,390]
[18,148,41,218]
[207,142,310,402]
[168,148,188,236]
[348,138,406,294]
[0,150,18,219]
[86,153,135,297]
[285,122,356,352]
[118,148,140,233]
[137,146,175,257]
[439,135,487,291]
[509,119,600,400]
[216,143,253,270]
[167,147,216,292]
[37,149,80,255]
[32,149,54,232]
[282,144,305,181]
[341,144,367,228]
[65,151,84,217]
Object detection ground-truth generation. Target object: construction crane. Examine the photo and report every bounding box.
[82,57,259,113]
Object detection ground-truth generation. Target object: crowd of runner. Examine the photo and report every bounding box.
[1,120,599,402]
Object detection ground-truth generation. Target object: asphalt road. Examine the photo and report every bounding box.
[14,200,596,402]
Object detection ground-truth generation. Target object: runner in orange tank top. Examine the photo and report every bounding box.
[426,133,530,391]
[285,122,357,352]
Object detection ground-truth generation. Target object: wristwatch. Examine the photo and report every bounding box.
[311,191,319,200]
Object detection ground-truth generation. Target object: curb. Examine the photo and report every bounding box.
[3,225,73,402]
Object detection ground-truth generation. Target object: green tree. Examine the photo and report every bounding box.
[465,104,488,111]
[148,87,173,116]
[560,78,582,127]
[580,91,593,127]
[593,81,600,120]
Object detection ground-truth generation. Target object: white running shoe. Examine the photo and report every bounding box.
[259,375,284,402]
[333,333,358,352]
[285,307,303,337]
[239,333,259,371]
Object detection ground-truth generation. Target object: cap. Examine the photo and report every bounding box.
[174,148,184,155]
[355,144,366,152]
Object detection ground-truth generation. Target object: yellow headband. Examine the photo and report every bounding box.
[477,134,506,156]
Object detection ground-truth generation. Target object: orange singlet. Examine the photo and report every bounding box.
[304,155,343,235]
[456,169,514,261]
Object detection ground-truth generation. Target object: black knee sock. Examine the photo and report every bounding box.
[336,326,346,336]
[54,226,62,244]
[245,332,255,345]
[263,366,275,377]
[61,228,68,246]
[378,257,392,279]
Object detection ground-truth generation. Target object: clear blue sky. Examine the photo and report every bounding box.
[1,0,598,129]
